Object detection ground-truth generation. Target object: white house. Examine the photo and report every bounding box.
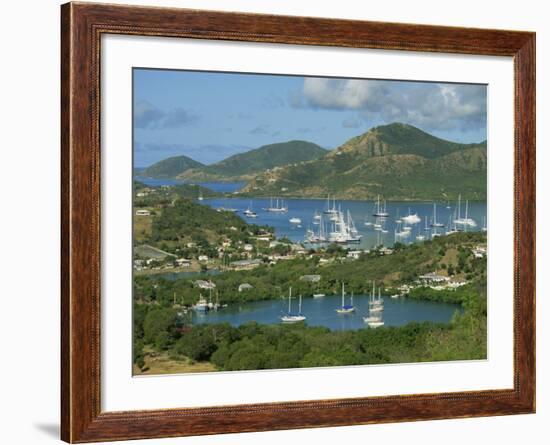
[135,209,151,216]
[194,280,216,290]
[418,272,450,283]
[175,258,191,268]
[346,250,362,259]
[300,274,321,283]
[238,283,253,292]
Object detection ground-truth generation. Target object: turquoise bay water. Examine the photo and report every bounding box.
[190,294,461,330]
[136,177,486,250]
[139,179,482,330]
[203,196,487,249]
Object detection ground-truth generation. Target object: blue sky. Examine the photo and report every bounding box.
[133,69,487,167]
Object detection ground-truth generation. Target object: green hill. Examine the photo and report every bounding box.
[141,155,204,178]
[177,141,327,181]
[240,123,487,201]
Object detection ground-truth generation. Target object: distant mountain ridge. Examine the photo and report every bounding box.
[240,123,487,201]
[141,155,204,179]
[176,140,327,181]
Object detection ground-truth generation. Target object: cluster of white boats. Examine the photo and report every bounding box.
[281,283,386,328]
[305,194,486,245]
[215,193,486,246]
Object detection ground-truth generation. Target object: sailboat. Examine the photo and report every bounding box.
[347,210,360,237]
[313,281,325,298]
[323,194,338,215]
[305,215,327,243]
[446,212,459,235]
[281,287,306,323]
[193,294,209,312]
[373,195,389,218]
[402,208,421,225]
[415,226,426,241]
[335,283,355,314]
[328,210,362,243]
[313,210,321,224]
[395,221,411,239]
[265,197,288,213]
[363,284,384,327]
[453,194,477,227]
[370,285,384,312]
[198,191,204,201]
[430,202,445,228]
[482,216,487,232]
[243,201,257,218]
[395,209,402,224]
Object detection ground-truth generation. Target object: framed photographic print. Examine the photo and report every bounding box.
[61,2,535,442]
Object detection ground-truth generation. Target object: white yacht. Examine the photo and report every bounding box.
[193,294,209,312]
[363,284,385,327]
[328,210,362,244]
[372,195,390,218]
[402,208,421,225]
[453,195,477,227]
[323,195,338,215]
[281,288,306,323]
[430,202,445,228]
[265,197,288,213]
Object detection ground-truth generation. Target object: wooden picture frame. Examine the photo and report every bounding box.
[61,2,535,442]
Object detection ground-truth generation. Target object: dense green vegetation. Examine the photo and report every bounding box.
[133,231,487,372]
[134,181,221,208]
[141,154,204,178]
[134,232,486,307]
[176,140,327,181]
[151,198,270,248]
[133,283,486,371]
[240,123,487,201]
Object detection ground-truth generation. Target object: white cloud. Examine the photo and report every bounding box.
[297,78,486,132]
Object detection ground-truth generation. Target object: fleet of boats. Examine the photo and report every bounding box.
[277,282,387,327]
[206,193,483,248]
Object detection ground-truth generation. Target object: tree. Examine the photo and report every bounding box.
[143,307,177,344]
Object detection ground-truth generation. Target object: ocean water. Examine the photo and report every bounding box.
[190,293,462,330]
[203,196,487,249]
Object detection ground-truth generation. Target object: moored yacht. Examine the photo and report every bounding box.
[281,288,306,323]
[372,195,390,218]
[335,283,355,314]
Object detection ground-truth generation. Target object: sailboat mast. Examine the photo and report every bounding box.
[288,287,292,313]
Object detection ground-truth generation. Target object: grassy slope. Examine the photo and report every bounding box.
[141,155,204,178]
[178,141,327,180]
[241,123,487,200]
